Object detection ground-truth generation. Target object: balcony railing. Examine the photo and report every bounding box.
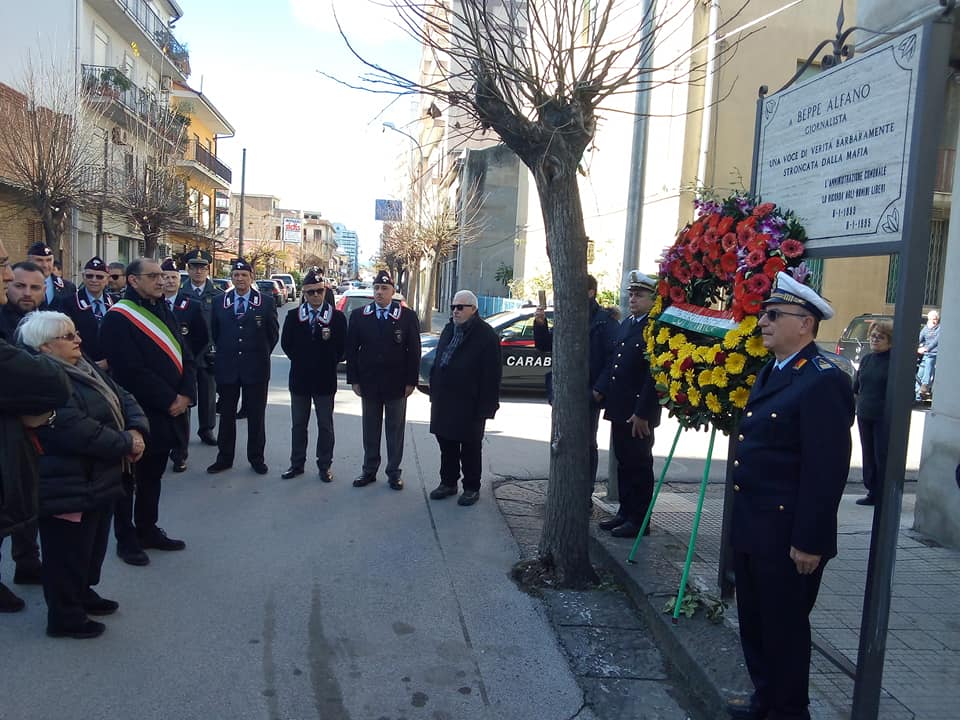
[184,140,232,184]
[114,0,191,76]
[81,65,188,139]
[934,147,955,194]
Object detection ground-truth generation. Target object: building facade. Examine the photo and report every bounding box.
[333,223,359,279]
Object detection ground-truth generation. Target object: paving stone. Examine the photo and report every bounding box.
[543,590,645,630]
[555,626,667,680]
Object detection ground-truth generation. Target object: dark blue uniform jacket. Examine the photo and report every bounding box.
[280,302,347,396]
[345,301,421,401]
[211,288,279,385]
[594,314,661,425]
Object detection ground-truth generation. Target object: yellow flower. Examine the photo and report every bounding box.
[713,368,729,388]
[670,361,684,379]
[705,392,722,414]
[746,374,757,386]
[652,296,663,315]
[656,372,669,387]
[725,352,747,375]
[657,327,671,344]
[722,329,741,350]
[745,335,767,357]
[739,315,758,334]
[729,386,750,408]
[668,332,688,350]
[698,369,714,387]
[681,343,697,359]
[684,369,695,384]
[669,380,681,400]
[688,387,701,407]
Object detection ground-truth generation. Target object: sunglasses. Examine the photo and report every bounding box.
[761,308,809,322]
[53,331,81,342]
[450,304,474,312]
[83,273,107,281]
[304,288,325,296]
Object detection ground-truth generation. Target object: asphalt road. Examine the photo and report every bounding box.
[0,352,593,720]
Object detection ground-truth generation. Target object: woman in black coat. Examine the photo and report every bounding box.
[18,311,149,639]
[427,291,501,506]
[852,320,893,507]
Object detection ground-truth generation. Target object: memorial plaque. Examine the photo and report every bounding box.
[756,29,923,248]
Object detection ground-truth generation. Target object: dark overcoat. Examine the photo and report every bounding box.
[100,287,197,451]
[34,360,149,516]
[345,301,421,400]
[428,316,501,440]
[168,293,210,360]
[53,288,114,362]
[180,277,222,369]
[730,341,855,560]
[280,302,347,396]
[0,340,70,537]
[211,288,279,385]
[595,315,662,426]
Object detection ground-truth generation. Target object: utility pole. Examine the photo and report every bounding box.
[238,147,246,258]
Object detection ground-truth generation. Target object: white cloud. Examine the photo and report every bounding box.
[289,0,409,46]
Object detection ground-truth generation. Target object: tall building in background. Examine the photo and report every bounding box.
[333,223,359,279]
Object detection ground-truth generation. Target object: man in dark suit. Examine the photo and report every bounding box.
[161,258,209,473]
[52,256,113,367]
[106,262,126,303]
[26,242,75,307]
[345,269,420,490]
[0,261,46,341]
[102,257,196,565]
[279,268,346,481]
[180,249,221,447]
[726,271,854,720]
[207,258,279,476]
[593,271,661,538]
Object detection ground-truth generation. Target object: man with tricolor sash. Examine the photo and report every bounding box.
[102,258,196,566]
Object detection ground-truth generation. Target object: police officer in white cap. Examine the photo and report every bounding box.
[726,269,854,720]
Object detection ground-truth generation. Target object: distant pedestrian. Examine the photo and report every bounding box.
[726,271,854,720]
[427,290,501,506]
[206,258,279,476]
[853,320,893,507]
[102,258,195,566]
[915,309,940,402]
[345,269,420,490]
[593,271,661,538]
[279,267,346,481]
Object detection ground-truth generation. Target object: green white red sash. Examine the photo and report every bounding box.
[660,302,738,339]
[109,299,183,374]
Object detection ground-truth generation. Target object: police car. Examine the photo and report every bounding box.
[418,306,554,393]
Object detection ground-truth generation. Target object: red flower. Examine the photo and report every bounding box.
[780,239,804,258]
[690,261,705,278]
[687,237,701,254]
[707,213,721,229]
[752,202,776,218]
[704,228,719,244]
[747,235,768,253]
[680,356,695,372]
[718,216,734,234]
[663,359,673,370]
[746,249,766,268]
[754,232,773,248]
[733,272,747,298]
[738,216,757,232]
[670,286,687,304]
[672,263,692,284]
[737,225,756,246]
[689,221,704,239]
[745,273,771,295]
[764,256,787,277]
[714,351,727,365]
[742,293,764,314]
[721,232,738,252]
[658,279,669,297]
[705,241,722,261]
[675,392,688,404]
[703,257,716,275]
[720,252,739,275]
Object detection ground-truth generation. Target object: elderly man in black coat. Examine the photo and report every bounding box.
[726,271,854,720]
[345,269,420,490]
[279,268,347,481]
[427,290,501,506]
[52,256,114,368]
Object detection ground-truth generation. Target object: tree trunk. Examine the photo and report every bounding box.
[407,256,421,323]
[143,231,160,259]
[419,252,436,332]
[535,167,597,587]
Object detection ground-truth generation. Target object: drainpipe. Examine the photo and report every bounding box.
[698,0,721,187]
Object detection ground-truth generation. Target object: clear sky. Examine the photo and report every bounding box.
[174,0,422,262]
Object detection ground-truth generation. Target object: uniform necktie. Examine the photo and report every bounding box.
[378,308,387,320]
[196,287,203,297]
[310,308,319,337]
[236,296,246,318]
[168,298,175,312]
[93,299,104,322]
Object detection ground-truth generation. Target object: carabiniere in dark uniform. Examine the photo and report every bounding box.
[181,249,222,447]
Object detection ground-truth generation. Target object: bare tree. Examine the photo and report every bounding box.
[382,216,423,299]
[0,55,99,258]
[105,102,191,258]
[333,0,745,586]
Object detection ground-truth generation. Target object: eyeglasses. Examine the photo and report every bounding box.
[304,288,325,296]
[53,331,81,342]
[135,272,162,280]
[450,304,474,312]
[83,273,107,281]
[760,308,810,322]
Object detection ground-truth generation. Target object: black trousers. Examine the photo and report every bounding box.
[588,403,601,484]
[360,395,407,479]
[39,506,112,630]
[195,365,217,435]
[216,382,267,465]
[734,550,825,720]
[170,412,190,464]
[0,521,41,581]
[857,416,886,498]
[289,392,335,470]
[436,424,485,491]
[610,421,655,523]
[114,449,168,543]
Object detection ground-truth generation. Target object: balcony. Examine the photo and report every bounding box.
[86,0,190,77]
[81,65,188,140]
[176,140,232,190]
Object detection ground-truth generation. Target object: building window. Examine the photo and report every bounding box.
[201,193,211,229]
[885,215,947,306]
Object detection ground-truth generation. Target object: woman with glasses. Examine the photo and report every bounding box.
[852,320,894,506]
[17,311,148,638]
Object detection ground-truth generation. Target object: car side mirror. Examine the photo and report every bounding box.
[500,329,516,340]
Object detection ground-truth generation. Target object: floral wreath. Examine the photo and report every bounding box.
[644,192,809,434]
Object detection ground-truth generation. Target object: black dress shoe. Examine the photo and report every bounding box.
[116,542,150,566]
[429,484,458,500]
[610,521,650,538]
[319,468,333,483]
[198,431,218,446]
[457,490,480,506]
[47,619,106,639]
[353,474,376,487]
[83,590,119,616]
[281,466,304,480]
[855,495,875,506]
[598,514,627,531]
[388,477,404,491]
[13,563,43,585]
[206,460,233,474]
[171,460,187,473]
[251,463,269,475]
[725,695,767,719]
[137,527,186,552]
[0,583,25,613]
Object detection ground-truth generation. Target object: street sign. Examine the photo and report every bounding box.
[756,29,924,251]
[375,199,403,222]
[282,216,302,244]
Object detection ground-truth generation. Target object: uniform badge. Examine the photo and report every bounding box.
[321,327,331,341]
[394,328,403,344]
[255,314,263,327]
[180,323,189,336]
